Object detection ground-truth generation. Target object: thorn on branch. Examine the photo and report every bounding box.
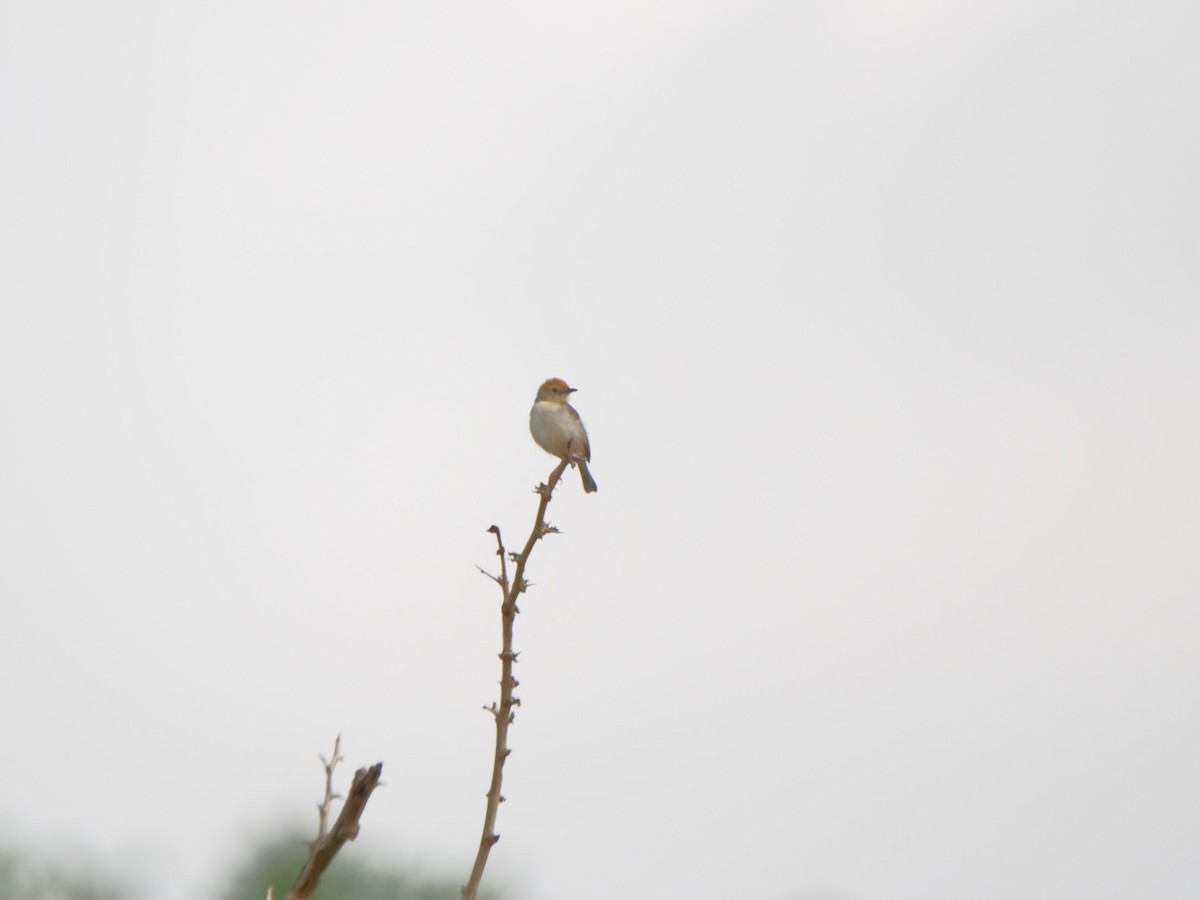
[475,566,501,583]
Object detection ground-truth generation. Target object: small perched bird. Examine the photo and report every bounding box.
[529,378,598,493]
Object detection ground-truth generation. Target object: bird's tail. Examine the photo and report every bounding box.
[578,460,598,493]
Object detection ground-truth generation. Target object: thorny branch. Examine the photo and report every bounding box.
[282,737,384,900]
[462,458,570,900]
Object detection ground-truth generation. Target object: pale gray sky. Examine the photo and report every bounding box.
[1,2,1198,899]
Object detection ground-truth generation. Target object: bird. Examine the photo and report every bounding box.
[529,378,598,493]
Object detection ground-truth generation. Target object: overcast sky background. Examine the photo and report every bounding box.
[2,2,1198,899]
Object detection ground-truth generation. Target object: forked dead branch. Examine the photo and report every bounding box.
[282,736,384,900]
[462,457,571,900]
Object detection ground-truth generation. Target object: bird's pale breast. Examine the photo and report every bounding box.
[530,401,590,460]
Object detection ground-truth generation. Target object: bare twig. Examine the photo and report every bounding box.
[282,738,384,900]
[316,735,345,842]
[462,458,570,900]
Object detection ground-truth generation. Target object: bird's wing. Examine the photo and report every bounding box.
[567,404,591,461]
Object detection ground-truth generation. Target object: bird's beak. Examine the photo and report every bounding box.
[566,387,578,393]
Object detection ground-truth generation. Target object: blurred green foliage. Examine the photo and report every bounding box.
[2,833,500,900]
[215,832,498,900]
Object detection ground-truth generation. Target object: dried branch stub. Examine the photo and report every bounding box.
[282,738,384,900]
